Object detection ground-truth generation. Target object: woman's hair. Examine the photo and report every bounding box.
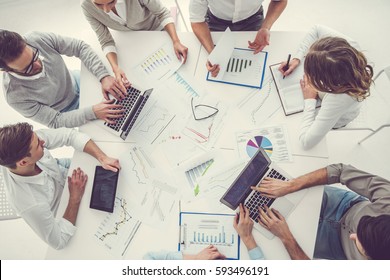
[304,36,373,101]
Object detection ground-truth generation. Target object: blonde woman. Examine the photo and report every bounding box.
[279,25,373,149]
[81,0,188,93]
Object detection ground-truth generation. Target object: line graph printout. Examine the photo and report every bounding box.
[94,197,142,258]
[134,42,183,83]
[120,145,155,186]
[179,212,240,259]
[236,75,281,125]
[139,179,178,228]
[236,125,293,162]
[131,98,176,144]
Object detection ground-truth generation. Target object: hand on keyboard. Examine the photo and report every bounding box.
[251,177,292,198]
[93,99,125,124]
[100,75,127,101]
[258,206,292,240]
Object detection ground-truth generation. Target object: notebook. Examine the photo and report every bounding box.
[95,85,152,140]
[269,63,321,116]
[220,148,307,239]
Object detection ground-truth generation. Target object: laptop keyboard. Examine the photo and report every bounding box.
[245,168,287,223]
[104,86,141,131]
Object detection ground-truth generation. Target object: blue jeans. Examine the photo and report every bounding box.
[206,7,264,31]
[56,158,71,170]
[61,70,80,112]
[313,186,367,259]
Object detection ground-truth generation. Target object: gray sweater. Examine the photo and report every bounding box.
[2,31,110,128]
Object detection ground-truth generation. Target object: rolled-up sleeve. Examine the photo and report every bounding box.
[21,204,76,250]
[189,0,209,23]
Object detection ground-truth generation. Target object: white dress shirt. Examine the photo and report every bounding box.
[294,25,363,149]
[190,0,281,23]
[1,128,90,249]
[103,0,127,55]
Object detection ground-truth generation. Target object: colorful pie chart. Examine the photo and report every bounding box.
[246,136,273,158]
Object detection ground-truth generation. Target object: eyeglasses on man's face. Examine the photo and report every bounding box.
[191,97,219,121]
[22,44,40,75]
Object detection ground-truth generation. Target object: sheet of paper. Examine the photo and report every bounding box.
[93,195,142,258]
[133,41,184,85]
[236,125,293,162]
[208,48,268,88]
[207,27,234,79]
[118,145,179,228]
[236,75,281,125]
[270,63,321,115]
[179,212,240,259]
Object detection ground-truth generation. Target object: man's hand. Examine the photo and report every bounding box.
[251,177,293,198]
[92,99,125,124]
[113,67,131,92]
[68,167,88,204]
[233,204,257,250]
[100,75,127,101]
[248,28,270,54]
[300,74,318,99]
[184,245,226,260]
[99,156,121,173]
[258,206,292,241]
[206,60,220,77]
[278,58,300,77]
[173,41,188,64]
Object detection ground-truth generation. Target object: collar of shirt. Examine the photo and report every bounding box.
[106,0,127,25]
[8,56,46,81]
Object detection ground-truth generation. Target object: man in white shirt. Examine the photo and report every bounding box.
[0,122,121,249]
[189,0,287,76]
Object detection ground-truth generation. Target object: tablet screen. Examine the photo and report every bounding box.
[90,166,119,213]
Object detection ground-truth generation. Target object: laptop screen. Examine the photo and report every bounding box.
[220,148,270,210]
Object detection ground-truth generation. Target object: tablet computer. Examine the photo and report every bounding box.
[90,166,119,213]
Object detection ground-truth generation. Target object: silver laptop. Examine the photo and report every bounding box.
[220,148,307,239]
[95,85,152,140]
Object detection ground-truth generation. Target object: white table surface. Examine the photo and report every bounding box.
[46,31,326,260]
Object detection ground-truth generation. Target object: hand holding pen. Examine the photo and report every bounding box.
[278,55,300,78]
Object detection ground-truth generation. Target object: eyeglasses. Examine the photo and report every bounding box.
[22,44,40,75]
[191,97,219,121]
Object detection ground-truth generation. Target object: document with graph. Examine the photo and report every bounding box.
[207,48,268,89]
[133,41,184,84]
[178,212,240,259]
[93,196,142,258]
[269,63,322,116]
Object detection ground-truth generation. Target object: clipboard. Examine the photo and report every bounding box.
[178,211,240,260]
[269,62,322,116]
[207,48,268,89]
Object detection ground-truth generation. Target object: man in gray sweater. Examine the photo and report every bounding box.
[0,30,127,128]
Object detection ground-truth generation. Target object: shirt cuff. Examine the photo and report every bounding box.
[84,106,97,121]
[303,99,317,111]
[103,45,117,56]
[248,246,266,260]
[161,17,174,29]
[58,217,77,236]
[73,130,91,152]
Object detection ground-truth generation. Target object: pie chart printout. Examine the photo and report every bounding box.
[246,136,273,158]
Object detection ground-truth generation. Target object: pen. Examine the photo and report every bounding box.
[283,54,291,79]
